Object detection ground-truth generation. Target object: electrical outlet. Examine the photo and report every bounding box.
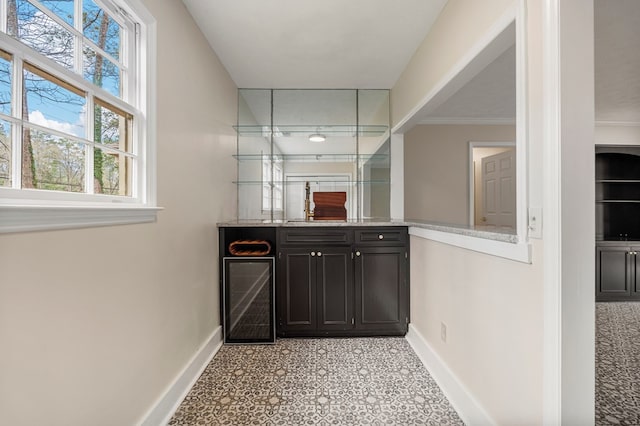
[441,322,447,343]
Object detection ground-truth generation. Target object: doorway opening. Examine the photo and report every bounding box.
[468,141,516,231]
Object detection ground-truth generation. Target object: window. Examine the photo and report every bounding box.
[262,156,282,212]
[0,0,157,233]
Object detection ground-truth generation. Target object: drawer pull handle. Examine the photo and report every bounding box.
[355,251,361,257]
[311,251,316,257]
[378,234,384,239]
[317,252,322,257]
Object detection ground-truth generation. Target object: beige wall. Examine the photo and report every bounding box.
[410,237,544,425]
[396,0,548,423]
[595,125,640,145]
[0,1,237,425]
[391,0,514,126]
[404,124,515,224]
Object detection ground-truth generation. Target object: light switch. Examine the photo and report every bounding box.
[528,207,542,239]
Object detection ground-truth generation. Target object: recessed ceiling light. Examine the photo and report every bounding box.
[309,133,326,142]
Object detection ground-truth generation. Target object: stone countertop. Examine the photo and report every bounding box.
[217,219,518,244]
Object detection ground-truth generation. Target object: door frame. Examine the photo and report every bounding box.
[468,141,516,226]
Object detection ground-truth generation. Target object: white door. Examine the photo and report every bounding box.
[481,150,516,230]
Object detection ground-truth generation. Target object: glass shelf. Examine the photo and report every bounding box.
[596,200,640,203]
[596,179,640,183]
[233,153,389,163]
[233,124,388,137]
[233,180,391,185]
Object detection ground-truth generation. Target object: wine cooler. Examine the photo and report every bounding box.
[222,257,275,344]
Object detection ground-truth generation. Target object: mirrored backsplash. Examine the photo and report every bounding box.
[234,89,390,221]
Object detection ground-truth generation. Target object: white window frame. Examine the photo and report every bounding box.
[262,156,283,212]
[0,0,158,233]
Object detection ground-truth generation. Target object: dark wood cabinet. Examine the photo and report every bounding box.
[278,247,353,334]
[355,246,407,333]
[595,145,640,301]
[276,227,408,337]
[315,248,353,331]
[596,243,640,301]
[278,248,317,333]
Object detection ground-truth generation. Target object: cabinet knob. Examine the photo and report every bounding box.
[355,251,361,257]
[378,234,384,240]
[311,251,316,257]
[317,252,322,257]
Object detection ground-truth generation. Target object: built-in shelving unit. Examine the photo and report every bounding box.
[595,145,640,301]
[234,89,391,221]
[596,145,640,240]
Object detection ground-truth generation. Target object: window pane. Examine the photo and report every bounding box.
[27,127,85,192]
[9,0,74,70]
[94,147,131,196]
[24,65,86,138]
[0,52,12,116]
[84,45,120,97]
[94,99,131,152]
[39,0,74,26]
[83,0,121,60]
[0,120,11,187]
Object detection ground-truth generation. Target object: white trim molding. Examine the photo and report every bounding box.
[409,226,531,263]
[406,325,496,426]
[138,326,223,426]
[0,205,162,234]
[420,117,516,126]
[390,133,404,220]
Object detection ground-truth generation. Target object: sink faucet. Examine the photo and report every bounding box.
[304,181,314,221]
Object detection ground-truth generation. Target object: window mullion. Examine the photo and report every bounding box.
[74,0,83,74]
[0,0,7,34]
[12,53,22,189]
[85,91,95,194]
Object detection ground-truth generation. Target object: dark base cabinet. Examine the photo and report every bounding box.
[596,243,640,301]
[355,246,407,333]
[276,227,409,337]
[278,247,353,335]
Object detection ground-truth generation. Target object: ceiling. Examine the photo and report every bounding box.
[595,0,640,123]
[181,0,447,89]
[183,0,640,126]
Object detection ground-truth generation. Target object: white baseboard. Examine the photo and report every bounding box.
[405,324,496,426]
[139,326,223,426]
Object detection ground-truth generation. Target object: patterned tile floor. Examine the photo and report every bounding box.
[169,337,463,425]
[597,302,640,425]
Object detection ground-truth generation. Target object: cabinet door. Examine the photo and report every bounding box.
[277,248,316,333]
[316,247,353,331]
[633,248,640,297]
[596,246,632,300]
[354,246,407,333]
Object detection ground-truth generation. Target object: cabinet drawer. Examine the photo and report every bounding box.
[279,228,352,245]
[355,228,407,245]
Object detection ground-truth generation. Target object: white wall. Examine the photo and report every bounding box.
[0,1,238,424]
[410,236,544,424]
[397,0,596,423]
[595,124,640,145]
[394,0,550,423]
